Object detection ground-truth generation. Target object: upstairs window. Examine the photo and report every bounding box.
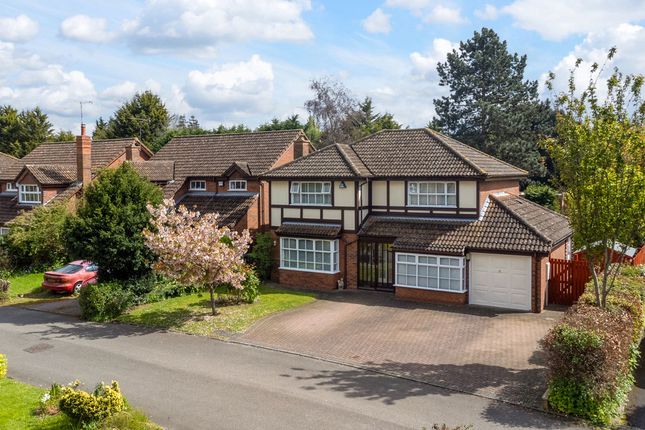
[189,180,206,191]
[228,180,247,191]
[5,182,17,192]
[18,184,41,204]
[408,181,457,207]
[290,182,331,206]
[0,227,9,235]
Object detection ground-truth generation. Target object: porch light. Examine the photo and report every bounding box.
[339,181,347,189]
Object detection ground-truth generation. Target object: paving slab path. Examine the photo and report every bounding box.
[0,305,584,430]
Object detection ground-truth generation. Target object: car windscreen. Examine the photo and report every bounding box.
[54,264,83,274]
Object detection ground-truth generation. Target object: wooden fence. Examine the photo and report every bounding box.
[548,258,591,306]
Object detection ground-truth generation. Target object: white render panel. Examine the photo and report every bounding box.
[343,210,355,230]
[271,181,289,205]
[469,253,532,311]
[335,181,355,206]
[390,181,405,206]
[322,209,342,220]
[372,180,387,206]
[459,181,477,209]
[283,208,300,218]
[270,208,281,227]
[302,208,320,219]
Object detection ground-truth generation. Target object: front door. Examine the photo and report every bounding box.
[358,240,394,291]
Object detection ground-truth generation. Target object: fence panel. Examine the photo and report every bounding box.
[548,258,591,305]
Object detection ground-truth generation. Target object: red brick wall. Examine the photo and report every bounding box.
[550,241,567,260]
[478,179,520,209]
[530,254,548,313]
[277,269,341,290]
[395,287,468,305]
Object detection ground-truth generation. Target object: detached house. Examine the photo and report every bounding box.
[0,125,151,230]
[262,128,571,313]
[145,130,313,230]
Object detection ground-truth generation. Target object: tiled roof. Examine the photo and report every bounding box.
[129,161,175,183]
[264,128,528,179]
[21,164,77,185]
[20,138,144,175]
[177,193,257,228]
[0,152,22,181]
[359,194,569,254]
[276,222,342,238]
[47,183,82,205]
[152,130,306,179]
[263,144,368,178]
[0,193,21,224]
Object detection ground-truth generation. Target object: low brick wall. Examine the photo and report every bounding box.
[277,268,340,290]
[395,287,468,305]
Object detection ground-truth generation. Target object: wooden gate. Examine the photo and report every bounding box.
[548,258,591,305]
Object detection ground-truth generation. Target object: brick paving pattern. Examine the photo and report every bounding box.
[238,290,563,408]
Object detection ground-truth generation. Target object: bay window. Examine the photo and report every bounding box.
[280,237,339,273]
[408,181,457,207]
[18,184,41,204]
[395,253,464,292]
[290,182,331,205]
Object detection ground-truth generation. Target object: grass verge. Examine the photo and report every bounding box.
[2,272,65,306]
[118,285,316,337]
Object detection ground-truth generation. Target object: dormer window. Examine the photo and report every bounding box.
[189,180,206,191]
[408,181,456,207]
[18,184,41,204]
[290,181,331,206]
[5,182,16,192]
[229,180,247,191]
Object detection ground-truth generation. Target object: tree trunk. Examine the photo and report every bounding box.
[208,285,217,316]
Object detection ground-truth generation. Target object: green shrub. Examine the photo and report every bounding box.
[79,283,134,321]
[143,277,197,304]
[0,353,7,379]
[3,203,70,270]
[0,279,9,303]
[221,266,261,304]
[99,408,163,430]
[523,183,558,210]
[59,380,126,424]
[247,232,273,280]
[64,163,162,281]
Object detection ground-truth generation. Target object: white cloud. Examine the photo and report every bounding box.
[184,55,274,116]
[543,23,645,96]
[410,38,456,79]
[60,15,117,43]
[362,8,391,34]
[424,5,465,24]
[385,0,432,10]
[0,15,39,43]
[474,4,498,20]
[502,0,645,41]
[123,0,314,54]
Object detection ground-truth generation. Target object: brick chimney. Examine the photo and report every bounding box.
[125,142,136,161]
[76,124,92,186]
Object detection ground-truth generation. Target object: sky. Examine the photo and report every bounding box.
[1,0,645,134]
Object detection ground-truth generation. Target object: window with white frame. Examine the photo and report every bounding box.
[408,181,457,207]
[5,182,17,192]
[0,227,9,235]
[290,182,331,205]
[18,184,41,204]
[395,253,464,292]
[280,237,339,273]
[189,180,206,191]
[228,180,247,191]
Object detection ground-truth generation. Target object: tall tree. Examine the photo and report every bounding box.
[257,114,322,146]
[544,51,645,308]
[304,77,358,146]
[350,97,401,140]
[95,91,170,147]
[50,129,75,142]
[0,106,53,157]
[431,28,554,181]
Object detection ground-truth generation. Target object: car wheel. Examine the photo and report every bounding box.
[72,282,83,295]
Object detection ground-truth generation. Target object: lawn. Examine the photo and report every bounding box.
[0,378,71,430]
[118,284,316,337]
[2,272,64,306]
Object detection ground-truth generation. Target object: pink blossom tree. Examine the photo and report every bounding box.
[144,199,252,315]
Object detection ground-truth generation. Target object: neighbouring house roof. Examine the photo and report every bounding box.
[359,194,571,254]
[0,193,21,224]
[177,193,258,228]
[276,222,343,239]
[129,160,175,183]
[0,152,22,181]
[20,164,77,186]
[263,128,528,179]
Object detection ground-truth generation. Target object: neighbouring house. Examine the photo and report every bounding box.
[142,130,313,231]
[574,243,645,266]
[0,125,152,232]
[262,128,572,312]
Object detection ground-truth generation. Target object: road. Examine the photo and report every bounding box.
[0,306,585,430]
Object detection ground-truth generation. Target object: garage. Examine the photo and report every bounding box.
[469,253,532,311]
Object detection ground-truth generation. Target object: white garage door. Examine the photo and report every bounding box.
[469,253,532,311]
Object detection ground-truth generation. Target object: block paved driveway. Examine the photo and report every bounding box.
[238,289,564,409]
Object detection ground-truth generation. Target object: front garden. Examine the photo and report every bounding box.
[0,271,62,306]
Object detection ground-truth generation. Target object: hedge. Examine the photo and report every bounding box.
[541,266,645,425]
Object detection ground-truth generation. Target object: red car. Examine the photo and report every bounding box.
[42,261,99,294]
